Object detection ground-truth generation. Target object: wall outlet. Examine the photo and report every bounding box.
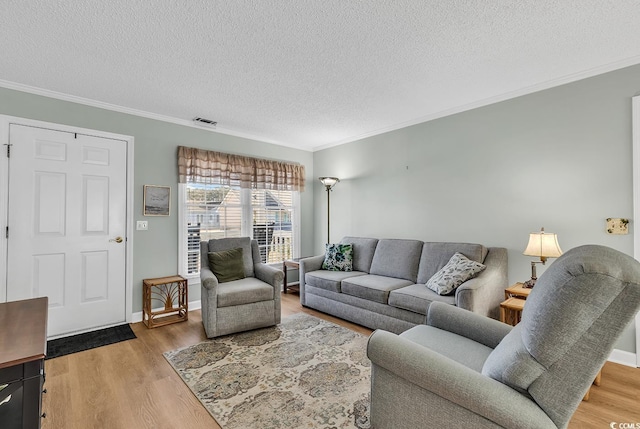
[137,220,148,231]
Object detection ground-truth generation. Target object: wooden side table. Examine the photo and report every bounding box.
[500,297,525,326]
[283,258,304,294]
[500,282,531,326]
[504,282,532,300]
[142,275,188,328]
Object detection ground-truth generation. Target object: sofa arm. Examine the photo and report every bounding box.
[367,330,555,429]
[298,254,325,306]
[426,302,512,349]
[455,247,508,319]
[254,263,284,294]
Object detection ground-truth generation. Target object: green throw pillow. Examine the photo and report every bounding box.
[322,243,353,271]
[208,247,246,283]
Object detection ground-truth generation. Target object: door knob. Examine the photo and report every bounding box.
[110,236,123,243]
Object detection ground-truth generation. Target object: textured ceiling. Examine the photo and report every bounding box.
[2,1,640,151]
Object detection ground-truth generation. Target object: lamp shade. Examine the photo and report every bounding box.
[319,177,340,189]
[523,228,562,260]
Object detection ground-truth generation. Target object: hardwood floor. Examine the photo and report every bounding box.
[42,293,640,429]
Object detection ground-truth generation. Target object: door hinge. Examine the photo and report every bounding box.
[4,143,11,158]
[5,226,8,239]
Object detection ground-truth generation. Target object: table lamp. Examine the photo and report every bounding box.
[522,227,562,288]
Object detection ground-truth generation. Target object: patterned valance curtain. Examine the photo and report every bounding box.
[177,146,305,192]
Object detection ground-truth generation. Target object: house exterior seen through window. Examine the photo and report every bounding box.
[180,183,299,278]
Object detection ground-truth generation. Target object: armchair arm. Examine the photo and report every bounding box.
[254,263,284,293]
[367,330,555,429]
[427,302,512,349]
[200,267,219,338]
[455,247,508,319]
[200,267,219,291]
[298,254,325,306]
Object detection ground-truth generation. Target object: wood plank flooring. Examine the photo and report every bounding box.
[42,293,640,429]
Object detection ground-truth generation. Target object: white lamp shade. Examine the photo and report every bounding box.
[523,231,563,258]
[319,177,340,188]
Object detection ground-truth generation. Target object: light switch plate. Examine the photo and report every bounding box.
[137,220,148,231]
[606,218,629,235]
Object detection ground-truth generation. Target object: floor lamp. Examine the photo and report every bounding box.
[319,177,340,243]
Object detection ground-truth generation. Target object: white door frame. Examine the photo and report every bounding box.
[631,96,640,367]
[0,115,135,325]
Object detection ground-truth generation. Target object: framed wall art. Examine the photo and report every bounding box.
[144,185,171,216]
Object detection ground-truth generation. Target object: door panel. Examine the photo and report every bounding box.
[33,253,65,306]
[7,124,127,337]
[81,250,109,302]
[83,176,109,234]
[35,171,66,235]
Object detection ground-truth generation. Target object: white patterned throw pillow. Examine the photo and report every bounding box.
[426,252,486,295]
[322,243,354,271]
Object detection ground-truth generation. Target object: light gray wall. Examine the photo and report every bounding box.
[313,64,640,354]
[0,87,314,313]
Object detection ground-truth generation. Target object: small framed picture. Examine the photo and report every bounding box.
[144,185,171,216]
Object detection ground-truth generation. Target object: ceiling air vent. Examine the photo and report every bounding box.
[193,117,217,128]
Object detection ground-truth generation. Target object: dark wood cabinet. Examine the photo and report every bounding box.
[0,297,48,429]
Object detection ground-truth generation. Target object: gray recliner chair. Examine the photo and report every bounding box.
[367,244,640,429]
[200,237,283,338]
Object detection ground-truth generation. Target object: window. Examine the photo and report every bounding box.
[177,146,305,281]
[251,188,297,263]
[179,183,300,279]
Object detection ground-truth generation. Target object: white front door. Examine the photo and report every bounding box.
[6,124,128,337]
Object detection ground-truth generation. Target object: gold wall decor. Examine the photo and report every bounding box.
[606,218,629,235]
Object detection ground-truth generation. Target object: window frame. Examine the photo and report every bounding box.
[178,183,300,285]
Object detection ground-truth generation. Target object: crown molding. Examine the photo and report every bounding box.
[312,55,640,152]
[3,52,640,155]
[0,79,312,152]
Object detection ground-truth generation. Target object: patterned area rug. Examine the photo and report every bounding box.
[164,313,371,429]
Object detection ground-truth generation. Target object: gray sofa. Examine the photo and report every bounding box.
[299,237,508,333]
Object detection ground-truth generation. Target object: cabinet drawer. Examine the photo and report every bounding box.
[0,366,22,384]
[23,360,43,380]
[0,360,43,384]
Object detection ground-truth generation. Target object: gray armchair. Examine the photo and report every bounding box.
[200,237,283,338]
[367,244,640,429]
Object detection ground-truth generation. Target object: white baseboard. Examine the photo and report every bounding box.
[131,299,202,324]
[608,348,638,368]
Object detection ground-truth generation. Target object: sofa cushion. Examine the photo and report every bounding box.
[369,239,423,282]
[322,243,353,271]
[426,252,486,295]
[340,237,379,273]
[388,284,456,315]
[401,324,494,373]
[217,277,274,307]
[342,274,413,304]
[417,242,488,284]
[305,270,367,293]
